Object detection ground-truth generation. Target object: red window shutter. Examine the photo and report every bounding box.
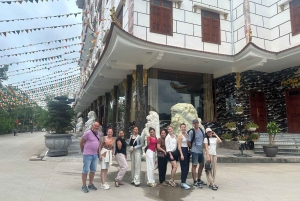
[161,7,172,35]
[201,10,220,44]
[290,0,300,36]
[150,0,172,35]
[211,13,220,44]
[202,11,211,43]
[150,6,161,33]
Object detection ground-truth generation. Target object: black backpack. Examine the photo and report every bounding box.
[187,128,205,149]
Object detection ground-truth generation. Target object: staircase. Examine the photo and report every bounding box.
[254,133,300,156]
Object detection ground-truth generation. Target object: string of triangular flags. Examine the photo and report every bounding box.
[0,12,82,23]
[0,0,72,4]
[28,85,79,98]
[0,42,82,58]
[8,62,79,77]
[25,83,79,96]
[0,50,78,67]
[7,57,78,73]
[0,86,36,109]
[23,76,80,93]
[18,74,79,89]
[0,36,80,52]
[0,23,82,37]
[10,67,79,85]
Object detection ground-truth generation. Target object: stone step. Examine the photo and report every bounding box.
[254,151,300,156]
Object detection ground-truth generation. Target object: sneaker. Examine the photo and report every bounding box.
[180,183,190,190]
[88,183,97,190]
[81,185,89,193]
[193,182,203,189]
[160,181,169,186]
[197,179,207,185]
[100,183,110,190]
[185,182,192,186]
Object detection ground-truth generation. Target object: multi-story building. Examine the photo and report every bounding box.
[74,0,300,137]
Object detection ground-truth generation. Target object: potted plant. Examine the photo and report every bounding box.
[235,106,243,114]
[44,96,74,157]
[221,133,232,141]
[245,122,259,131]
[225,122,237,131]
[263,121,280,157]
[250,133,260,142]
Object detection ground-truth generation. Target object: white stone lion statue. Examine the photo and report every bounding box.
[140,111,160,156]
[170,103,205,135]
[84,111,97,133]
[76,117,83,133]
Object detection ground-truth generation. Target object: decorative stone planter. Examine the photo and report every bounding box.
[263,146,278,157]
[247,128,257,131]
[218,141,239,150]
[44,134,73,157]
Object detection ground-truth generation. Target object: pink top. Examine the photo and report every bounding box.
[82,130,101,155]
[148,137,157,152]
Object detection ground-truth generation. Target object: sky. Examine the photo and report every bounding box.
[0,0,83,104]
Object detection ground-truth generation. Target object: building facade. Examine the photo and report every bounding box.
[74,0,300,136]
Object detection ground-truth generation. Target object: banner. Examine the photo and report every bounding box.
[0,12,82,22]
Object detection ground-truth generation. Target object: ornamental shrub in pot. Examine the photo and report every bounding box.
[44,96,74,157]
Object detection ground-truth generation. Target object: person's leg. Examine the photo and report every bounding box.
[211,155,217,184]
[157,156,164,183]
[130,151,135,183]
[82,155,91,186]
[88,154,98,185]
[146,150,155,184]
[181,147,189,184]
[197,153,205,183]
[100,169,105,184]
[205,155,213,186]
[163,156,168,182]
[115,154,128,182]
[170,160,177,181]
[134,151,142,185]
[191,152,198,182]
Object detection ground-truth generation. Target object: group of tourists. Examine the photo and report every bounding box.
[80,119,222,193]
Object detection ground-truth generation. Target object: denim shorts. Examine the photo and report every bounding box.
[191,152,204,165]
[82,154,98,174]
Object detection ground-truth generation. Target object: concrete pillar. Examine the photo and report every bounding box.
[125,75,132,139]
[103,92,110,135]
[112,85,118,134]
[135,65,148,132]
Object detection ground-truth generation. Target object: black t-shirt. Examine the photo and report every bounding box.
[116,137,127,155]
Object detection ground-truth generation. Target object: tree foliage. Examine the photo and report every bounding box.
[46,96,73,134]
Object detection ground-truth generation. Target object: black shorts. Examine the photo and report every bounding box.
[168,149,179,161]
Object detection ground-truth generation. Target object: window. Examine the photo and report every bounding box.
[150,0,173,36]
[290,0,300,36]
[201,10,220,44]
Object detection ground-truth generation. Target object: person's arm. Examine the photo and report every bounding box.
[187,131,192,148]
[204,140,210,162]
[80,138,86,153]
[166,136,174,159]
[214,132,222,143]
[147,137,150,147]
[177,135,184,161]
[99,138,105,159]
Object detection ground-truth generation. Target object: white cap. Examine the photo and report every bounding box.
[206,128,212,133]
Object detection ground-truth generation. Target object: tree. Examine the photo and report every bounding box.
[0,65,8,88]
[46,96,73,134]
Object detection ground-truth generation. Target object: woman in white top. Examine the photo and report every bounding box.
[165,126,178,187]
[178,123,190,190]
[204,128,222,191]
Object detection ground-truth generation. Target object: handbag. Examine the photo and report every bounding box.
[205,162,212,170]
[157,151,165,158]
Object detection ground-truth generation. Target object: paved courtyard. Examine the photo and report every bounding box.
[0,132,299,201]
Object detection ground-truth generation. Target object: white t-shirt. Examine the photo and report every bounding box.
[204,138,217,155]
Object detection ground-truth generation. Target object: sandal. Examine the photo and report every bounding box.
[168,180,177,187]
[115,180,119,187]
[209,185,217,191]
[214,184,218,189]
